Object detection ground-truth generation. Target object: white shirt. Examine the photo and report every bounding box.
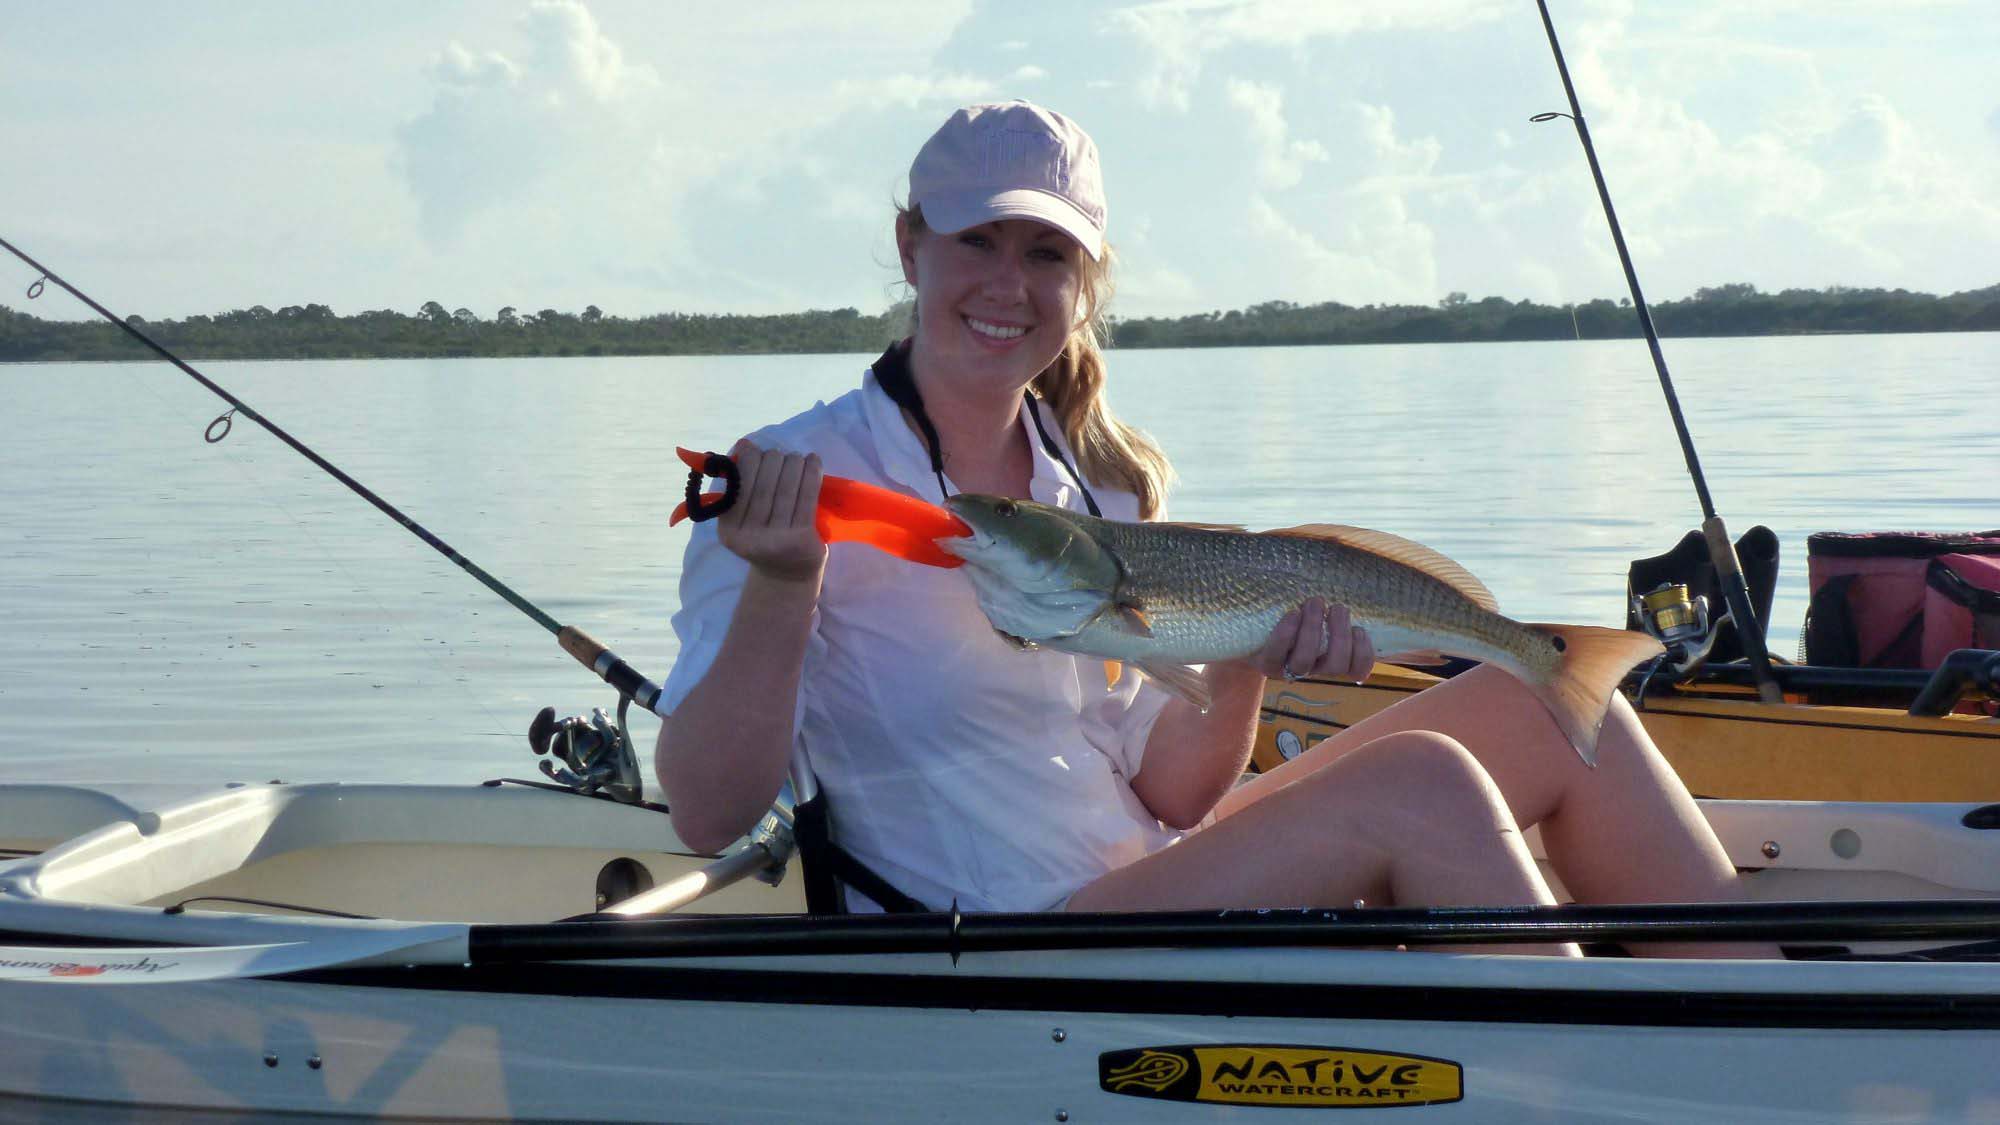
[660,365,1178,912]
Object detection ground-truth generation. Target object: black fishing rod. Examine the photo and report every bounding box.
[1,234,673,719]
[468,898,2000,961]
[1530,2,1784,704]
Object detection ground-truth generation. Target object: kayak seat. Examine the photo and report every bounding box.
[792,791,926,915]
[1625,525,1779,664]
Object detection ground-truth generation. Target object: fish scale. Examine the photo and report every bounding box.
[1081,520,1543,673]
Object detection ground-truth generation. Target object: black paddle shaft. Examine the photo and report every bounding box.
[467,899,2000,963]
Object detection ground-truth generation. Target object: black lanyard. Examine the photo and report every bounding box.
[869,340,1102,516]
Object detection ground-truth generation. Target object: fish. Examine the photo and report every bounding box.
[936,495,1666,766]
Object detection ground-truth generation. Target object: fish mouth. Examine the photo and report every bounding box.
[935,526,992,559]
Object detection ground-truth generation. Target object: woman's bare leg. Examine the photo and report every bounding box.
[1070,730,1581,956]
[1222,664,1779,958]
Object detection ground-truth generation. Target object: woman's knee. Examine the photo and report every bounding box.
[1315,730,1511,826]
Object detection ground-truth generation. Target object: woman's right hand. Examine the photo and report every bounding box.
[716,439,826,583]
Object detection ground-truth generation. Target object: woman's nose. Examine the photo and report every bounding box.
[978,255,1027,299]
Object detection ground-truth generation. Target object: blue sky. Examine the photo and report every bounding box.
[4,0,1995,322]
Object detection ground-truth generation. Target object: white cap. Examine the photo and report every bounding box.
[907,101,1106,260]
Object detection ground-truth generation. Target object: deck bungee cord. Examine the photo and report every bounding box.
[1530,1,1785,704]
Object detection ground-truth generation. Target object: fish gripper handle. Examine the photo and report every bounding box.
[683,452,740,523]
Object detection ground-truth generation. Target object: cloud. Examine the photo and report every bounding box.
[827,73,997,112]
[1244,193,1437,305]
[394,1,666,246]
[1009,64,1049,82]
[1225,79,1328,189]
[1107,0,1509,111]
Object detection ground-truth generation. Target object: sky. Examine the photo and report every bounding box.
[3,0,1996,324]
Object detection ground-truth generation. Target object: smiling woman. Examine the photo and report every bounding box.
[649,99,1777,957]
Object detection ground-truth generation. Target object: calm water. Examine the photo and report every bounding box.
[3,335,1995,785]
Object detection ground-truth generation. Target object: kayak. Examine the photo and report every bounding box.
[1258,659,2000,802]
[5,779,2000,1122]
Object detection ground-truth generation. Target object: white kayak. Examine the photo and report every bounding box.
[4,779,2000,1122]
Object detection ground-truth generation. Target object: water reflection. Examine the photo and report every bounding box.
[2,333,1994,783]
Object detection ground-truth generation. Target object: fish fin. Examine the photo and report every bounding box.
[1519,624,1666,766]
[1264,524,1499,613]
[1114,603,1154,638]
[1136,661,1213,713]
[1104,661,1123,690]
[1380,649,1450,667]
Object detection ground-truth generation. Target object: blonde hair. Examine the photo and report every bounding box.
[896,206,1175,519]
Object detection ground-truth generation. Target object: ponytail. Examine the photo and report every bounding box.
[1031,251,1174,519]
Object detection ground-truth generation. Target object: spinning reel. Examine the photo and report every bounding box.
[1631,582,1720,679]
[526,696,644,804]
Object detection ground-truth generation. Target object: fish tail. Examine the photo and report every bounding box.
[1520,624,1666,767]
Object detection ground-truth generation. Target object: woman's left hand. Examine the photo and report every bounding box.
[1245,598,1375,684]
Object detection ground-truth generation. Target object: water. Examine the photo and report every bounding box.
[3,334,1995,785]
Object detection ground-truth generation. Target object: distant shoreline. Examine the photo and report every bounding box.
[5,283,1994,363]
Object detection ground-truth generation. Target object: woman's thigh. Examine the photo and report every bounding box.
[1067,730,1550,914]
[1218,664,1595,828]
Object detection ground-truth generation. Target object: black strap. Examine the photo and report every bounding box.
[792,792,927,915]
[869,340,1100,516]
[1026,393,1101,516]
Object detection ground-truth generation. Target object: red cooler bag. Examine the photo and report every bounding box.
[1804,531,2000,668]
[1925,553,2000,667]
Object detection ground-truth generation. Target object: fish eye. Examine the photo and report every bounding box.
[994,499,1018,518]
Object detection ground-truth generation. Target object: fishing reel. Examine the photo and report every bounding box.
[527,698,643,804]
[1631,582,1719,678]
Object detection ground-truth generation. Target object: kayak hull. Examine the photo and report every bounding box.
[6,781,2000,1122]
[6,953,2000,1122]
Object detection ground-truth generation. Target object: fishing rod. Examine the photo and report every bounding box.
[1530,2,1785,704]
[1,234,675,720]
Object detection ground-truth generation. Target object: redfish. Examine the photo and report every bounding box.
[937,495,1664,766]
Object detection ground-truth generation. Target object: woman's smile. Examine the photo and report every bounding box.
[900,217,1084,391]
[964,314,1032,346]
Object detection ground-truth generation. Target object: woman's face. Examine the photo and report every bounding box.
[898,217,1085,399]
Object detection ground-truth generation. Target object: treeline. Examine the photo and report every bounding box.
[3,283,1996,363]
[0,301,898,362]
[1111,283,2000,349]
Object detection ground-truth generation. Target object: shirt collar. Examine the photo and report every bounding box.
[859,364,1079,513]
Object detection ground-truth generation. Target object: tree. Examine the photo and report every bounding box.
[1440,291,1468,309]
[581,304,603,324]
[496,306,519,326]
[1693,283,1759,302]
[419,301,451,325]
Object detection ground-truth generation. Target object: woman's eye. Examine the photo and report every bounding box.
[959,233,990,249]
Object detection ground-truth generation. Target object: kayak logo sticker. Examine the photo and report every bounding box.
[1099,1044,1462,1109]
[1102,1049,1190,1093]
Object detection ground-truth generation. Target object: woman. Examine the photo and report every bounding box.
[656,101,1770,957]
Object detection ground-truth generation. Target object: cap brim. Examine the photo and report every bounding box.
[919,188,1103,260]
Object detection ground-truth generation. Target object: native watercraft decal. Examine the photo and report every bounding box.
[1099,1044,1462,1108]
